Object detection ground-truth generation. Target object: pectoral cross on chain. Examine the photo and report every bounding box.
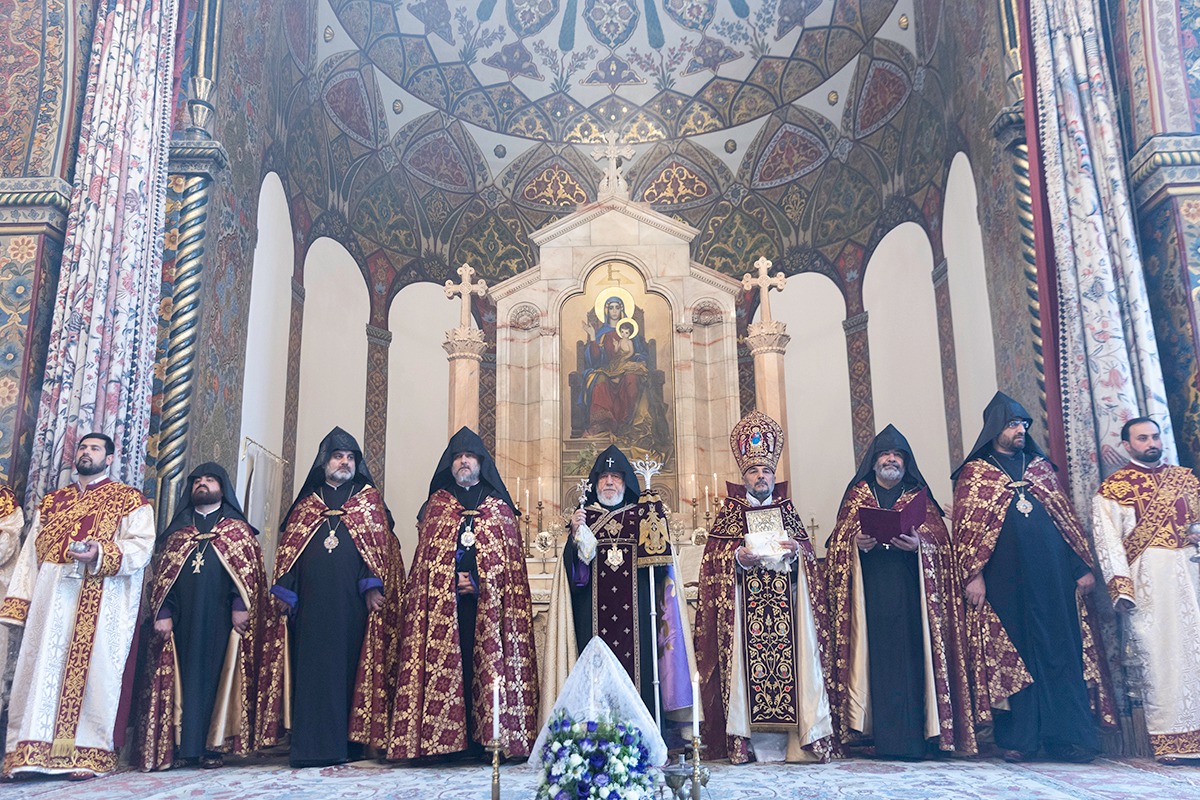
[444,263,489,328]
[742,256,786,322]
[191,550,205,573]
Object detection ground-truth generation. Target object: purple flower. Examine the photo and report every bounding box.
[555,792,568,800]
[589,751,607,769]
[621,733,634,746]
[595,774,610,787]
[576,782,591,797]
[587,720,599,732]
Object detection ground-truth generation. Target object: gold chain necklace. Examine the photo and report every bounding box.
[318,487,342,553]
[990,451,1033,517]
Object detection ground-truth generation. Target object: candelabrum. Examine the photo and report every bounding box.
[521,512,533,558]
[489,744,501,800]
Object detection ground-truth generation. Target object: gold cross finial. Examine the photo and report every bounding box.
[444,263,489,328]
[742,256,786,322]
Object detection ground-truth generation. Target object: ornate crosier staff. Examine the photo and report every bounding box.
[632,458,664,728]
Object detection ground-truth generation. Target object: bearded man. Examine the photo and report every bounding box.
[1092,417,1200,763]
[825,425,974,759]
[1,433,154,779]
[261,428,404,767]
[390,427,537,762]
[542,445,695,735]
[695,411,837,764]
[953,392,1115,763]
[137,463,270,770]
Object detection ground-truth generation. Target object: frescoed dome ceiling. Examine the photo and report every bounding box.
[273,0,958,322]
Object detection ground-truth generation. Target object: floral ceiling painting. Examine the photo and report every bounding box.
[270,0,960,321]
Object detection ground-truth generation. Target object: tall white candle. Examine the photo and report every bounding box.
[692,671,700,740]
[691,474,697,501]
[538,477,543,503]
[704,485,710,512]
[712,473,718,495]
[493,679,501,742]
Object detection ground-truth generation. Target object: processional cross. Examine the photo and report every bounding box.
[742,256,786,322]
[444,263,489,328]
[592,131,635,199]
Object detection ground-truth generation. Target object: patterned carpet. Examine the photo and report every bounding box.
[4,754,1200,800]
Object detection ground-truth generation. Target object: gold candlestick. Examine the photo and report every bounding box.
[491,744,501,800]
[537,499,545,540]
[690,734,702,800]
[689,497,698,530]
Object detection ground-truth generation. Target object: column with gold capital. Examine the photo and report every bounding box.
[443,263,489,435]
[742,257,792,483]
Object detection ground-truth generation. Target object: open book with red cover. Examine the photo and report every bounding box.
[856,486,928,544]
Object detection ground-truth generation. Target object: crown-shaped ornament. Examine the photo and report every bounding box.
[730,410,784,473]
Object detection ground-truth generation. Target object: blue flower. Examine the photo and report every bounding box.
[588,751,606,769]
[621,733,634,746]
[554,792,568,800]
[587,720,598,732]
[595,774,610,787]
[576,782,590,797]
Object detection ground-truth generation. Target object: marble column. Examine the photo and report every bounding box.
[444,325,487,436]
[745,319,792,483]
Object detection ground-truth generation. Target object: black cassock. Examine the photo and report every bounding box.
[858,479,926,759]
[163,509,237,760]
[983,449,1098,755]
[449,480,484,758]
[277,481,375,767]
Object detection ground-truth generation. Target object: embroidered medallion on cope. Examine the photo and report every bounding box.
[587,492,676,688]
[263,486,404,750]
[952,459,1117,728]
[136,517,270,770]
[736,500,801,730]
[1099,465,1200,563]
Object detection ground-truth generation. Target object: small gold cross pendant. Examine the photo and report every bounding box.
[192,553,204,573]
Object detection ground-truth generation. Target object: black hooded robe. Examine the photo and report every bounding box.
[562,445,663,721]
[844,425,942,759]
[275,428,382,767]
[158,463,252,760]
[954,393,1098,756]
[419,426,520,758]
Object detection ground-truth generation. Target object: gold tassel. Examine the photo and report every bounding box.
[50,737,75,758]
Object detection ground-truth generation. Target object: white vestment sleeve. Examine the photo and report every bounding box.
[91,503,156,578]
[574,522,597,564]
[1090,493,1136,608]
[0,509,41,625]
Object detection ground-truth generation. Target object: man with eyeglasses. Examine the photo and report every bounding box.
[951,392,1115,763]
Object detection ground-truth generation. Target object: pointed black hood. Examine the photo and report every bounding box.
[953,391,1049,479]
[844,424,943,515]
[423,426,517,518]
[585,445,641,507]
[162,461,252,539]
[283,427,377,529]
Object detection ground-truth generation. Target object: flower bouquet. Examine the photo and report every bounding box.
[536,711,660,800]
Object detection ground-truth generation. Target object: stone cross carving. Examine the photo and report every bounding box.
[742,257,786,323]
[592,131,635,199]
[444,263,489,328]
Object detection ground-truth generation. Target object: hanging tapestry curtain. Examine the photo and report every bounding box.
[1028,0,1175,513]
[25,0,180,501]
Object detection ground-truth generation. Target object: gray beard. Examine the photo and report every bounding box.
[748,487,772,502]
[598,491,622,507]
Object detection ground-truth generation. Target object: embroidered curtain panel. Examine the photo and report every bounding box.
[26,0,179,500]
[1029,0,1175,512]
